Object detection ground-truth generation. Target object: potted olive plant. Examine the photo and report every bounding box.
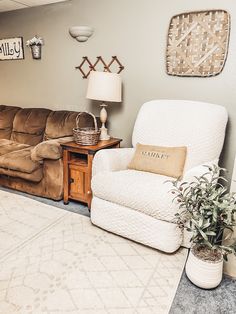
[171,165,236,289]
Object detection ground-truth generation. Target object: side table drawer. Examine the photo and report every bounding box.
[69,164,88,201]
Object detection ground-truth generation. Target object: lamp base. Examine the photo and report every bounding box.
[100,126,110,141]
[99,103,110,141]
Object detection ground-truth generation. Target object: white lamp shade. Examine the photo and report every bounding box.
[86,71,122,102]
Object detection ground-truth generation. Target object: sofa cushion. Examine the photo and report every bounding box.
[0,105,20,139]
[0,167,43,182]
[0,147,40,173]
[92,170,179,222]
[11,108,51,145]
[44,111,94,139]
[0,139,30,156]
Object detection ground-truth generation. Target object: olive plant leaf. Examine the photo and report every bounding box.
[168,164,236,259]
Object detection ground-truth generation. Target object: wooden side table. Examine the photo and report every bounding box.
[61,138,122,209]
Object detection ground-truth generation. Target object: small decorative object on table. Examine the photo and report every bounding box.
[61,138,122,208]
[170,165,236,289]
[26,35,44,59]
[86,71,122,140]
[73,112,100,146]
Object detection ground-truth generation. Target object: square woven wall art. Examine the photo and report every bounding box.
[166,10,230,77]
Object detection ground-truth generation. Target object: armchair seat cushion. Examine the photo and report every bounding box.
[0,139,30,156]
[92,169,178,222]
[0,147,40,173]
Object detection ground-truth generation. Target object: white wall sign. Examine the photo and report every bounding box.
[0,37,24,60]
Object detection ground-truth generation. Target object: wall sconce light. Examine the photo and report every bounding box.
[69,26,94,42]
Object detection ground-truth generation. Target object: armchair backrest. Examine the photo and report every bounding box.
[132,100,228,170]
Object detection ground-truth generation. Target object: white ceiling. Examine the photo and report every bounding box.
[0,0,68,13]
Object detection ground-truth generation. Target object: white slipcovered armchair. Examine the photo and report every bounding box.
[91,100,228,253]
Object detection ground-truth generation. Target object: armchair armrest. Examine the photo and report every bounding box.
[31,136,74,161]
[92,148,135,177]
[183,159,219,182]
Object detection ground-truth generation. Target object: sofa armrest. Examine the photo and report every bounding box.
[31,136,74,161]
[183,159,219,182]
[92,148,135,177]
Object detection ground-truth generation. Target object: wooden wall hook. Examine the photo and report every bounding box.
[76,56,124,78]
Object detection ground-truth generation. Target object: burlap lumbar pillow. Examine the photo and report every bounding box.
[128,143,187,178]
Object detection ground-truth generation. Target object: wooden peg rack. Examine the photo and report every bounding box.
[76,56,124,79]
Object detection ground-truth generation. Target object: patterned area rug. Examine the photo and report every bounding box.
[0,190,187,313]
[0,190,67,260]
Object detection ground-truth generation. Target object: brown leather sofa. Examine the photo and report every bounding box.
[0,105,94,200]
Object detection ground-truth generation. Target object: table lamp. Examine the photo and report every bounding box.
[86,71,122,140]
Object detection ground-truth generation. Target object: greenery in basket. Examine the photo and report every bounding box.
[170,165,236,261]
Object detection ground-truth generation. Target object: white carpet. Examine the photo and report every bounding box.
[0,190,67,260]
[0,190,187,314]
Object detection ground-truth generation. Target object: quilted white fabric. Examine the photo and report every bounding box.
[92,169,179,222]
[92,148,135,177]
[183,159,218,182]
[91,196,183,253]
[92,158,217,222]
[132,100,228,170]
[91,100,228,252]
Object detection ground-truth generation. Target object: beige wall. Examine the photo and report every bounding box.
[0,0,236,277]
[0,0,236,171]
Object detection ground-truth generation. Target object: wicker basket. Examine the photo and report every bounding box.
[166,10,230,77]
[73,112,101,146]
